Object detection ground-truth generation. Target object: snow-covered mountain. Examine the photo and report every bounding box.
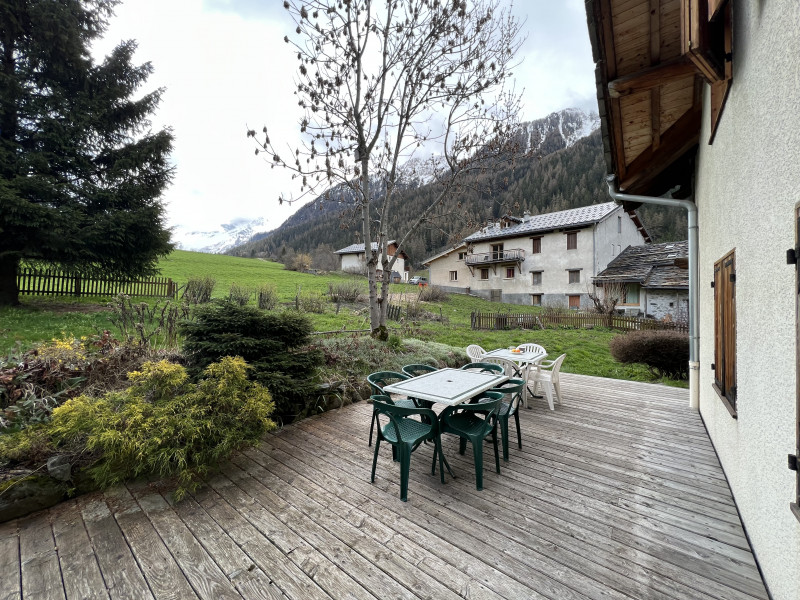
[517,108,600,156]
[172,217,270,254]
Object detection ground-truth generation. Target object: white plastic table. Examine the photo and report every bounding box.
[381,368,508,406]
[483,348,547,407]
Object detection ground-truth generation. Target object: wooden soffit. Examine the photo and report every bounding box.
[586,0,703,196]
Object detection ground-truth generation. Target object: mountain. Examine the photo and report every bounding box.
[227,108,686,264]
[172,217,270,254]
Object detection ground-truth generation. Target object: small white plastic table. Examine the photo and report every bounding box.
[483,348,547,407]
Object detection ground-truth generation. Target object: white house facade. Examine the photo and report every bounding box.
[334,241,409,281]
[586,0,800,597]
[425,203,648,307]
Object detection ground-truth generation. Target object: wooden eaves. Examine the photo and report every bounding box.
[585,0,705,199]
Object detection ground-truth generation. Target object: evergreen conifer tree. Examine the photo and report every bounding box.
[0,0,174,305]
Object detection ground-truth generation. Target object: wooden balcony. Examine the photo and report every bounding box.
[0,374,768,600]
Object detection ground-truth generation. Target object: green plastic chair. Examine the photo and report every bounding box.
[490,378,526,461]
[366,371,415,447]
[401,364,438,409]
[460,362,504,374]
[401,363,438,378]
[370,396,446,502]
[439,394,502,490]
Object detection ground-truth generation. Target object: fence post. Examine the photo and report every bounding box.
[74,273,82,297]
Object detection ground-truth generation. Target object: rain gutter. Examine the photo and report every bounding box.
[605,175,700,411]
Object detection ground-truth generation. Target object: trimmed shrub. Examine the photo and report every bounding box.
[328,281,362,303]
[183,277,216,304]
[419,285,449,302]
[296,291,326,314]
[47,357,275,500]
[228,283,252,306]
[257,284,279,310]
[609,330,689,379]
[180,300,322,423]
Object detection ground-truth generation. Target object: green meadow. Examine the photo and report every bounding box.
[0,250,683,386]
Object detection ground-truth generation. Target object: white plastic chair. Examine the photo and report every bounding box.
[466,344,486,361]
[516,343,545,355]
[527,354,566,411]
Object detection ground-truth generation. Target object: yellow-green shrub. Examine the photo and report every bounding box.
[49,356,275,499]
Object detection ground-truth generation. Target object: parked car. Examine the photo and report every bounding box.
[408,276,428,285]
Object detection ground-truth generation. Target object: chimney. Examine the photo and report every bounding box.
[523,210,531,222]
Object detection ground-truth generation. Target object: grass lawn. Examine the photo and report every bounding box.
[0,251,686,387]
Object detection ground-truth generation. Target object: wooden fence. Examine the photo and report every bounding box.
[17,267,177,299]
[470,310,689,333]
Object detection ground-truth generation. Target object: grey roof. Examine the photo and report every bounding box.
[335,240,396,255]
[463,202,620,243]
[594,241,688,289]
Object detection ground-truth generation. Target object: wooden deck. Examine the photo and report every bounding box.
[0,374,769,600]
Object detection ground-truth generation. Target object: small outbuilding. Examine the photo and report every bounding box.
[593,241,688,320]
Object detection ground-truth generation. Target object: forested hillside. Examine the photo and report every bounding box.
[229,128,687,268]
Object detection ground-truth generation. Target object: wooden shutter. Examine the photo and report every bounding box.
[708,2,733,142]
[566,232,577,250]
[682,0,725,82]
[713,249,737,415]
[532,237,541,254]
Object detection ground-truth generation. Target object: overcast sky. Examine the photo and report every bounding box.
[93,0,598,237]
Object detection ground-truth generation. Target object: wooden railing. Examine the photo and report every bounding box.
[17,267,177,299]
[471,310,689,333]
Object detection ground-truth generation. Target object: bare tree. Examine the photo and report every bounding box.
[249,0,523,339]
[587,281,628,315]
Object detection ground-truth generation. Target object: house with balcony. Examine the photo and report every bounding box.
[424,202,649,307]
[593,240,689,320]
[334,240,409,281]
[585,0,800,596]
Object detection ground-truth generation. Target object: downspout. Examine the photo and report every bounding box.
[605,175,700,411]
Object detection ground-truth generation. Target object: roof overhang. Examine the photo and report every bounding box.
[585,0,705,197]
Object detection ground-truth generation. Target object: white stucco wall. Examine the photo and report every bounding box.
[694,2,800,598]
[594,206,647,276]
[339,253,364,272]
[427,248,471,291]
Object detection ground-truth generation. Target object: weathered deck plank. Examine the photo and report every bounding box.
[0,519,21,600]
[49,500,109,600]
[5,374,769,600]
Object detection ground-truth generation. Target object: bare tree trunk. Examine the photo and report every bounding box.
[0,255,20,306]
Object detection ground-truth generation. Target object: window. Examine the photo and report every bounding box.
[449,271,458,282]
[480,268,489,280]
[568,295,581,310]
[491,243,504,260]
[532,237,542,254]
[713,249,737,416]
[458,252,466,260]
[682,0,733,142]
[618,215,622,234]
[531,271,542,286]
[505,267,515,279]
[623,284,640,305]
[568,270,580,284]
[531,294,542,306]
[566,232,577,250]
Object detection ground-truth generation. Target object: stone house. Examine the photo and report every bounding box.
[334,241,409,281]
[424,202,649,307]
[593,240,688,320]
[585,0,800,596]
